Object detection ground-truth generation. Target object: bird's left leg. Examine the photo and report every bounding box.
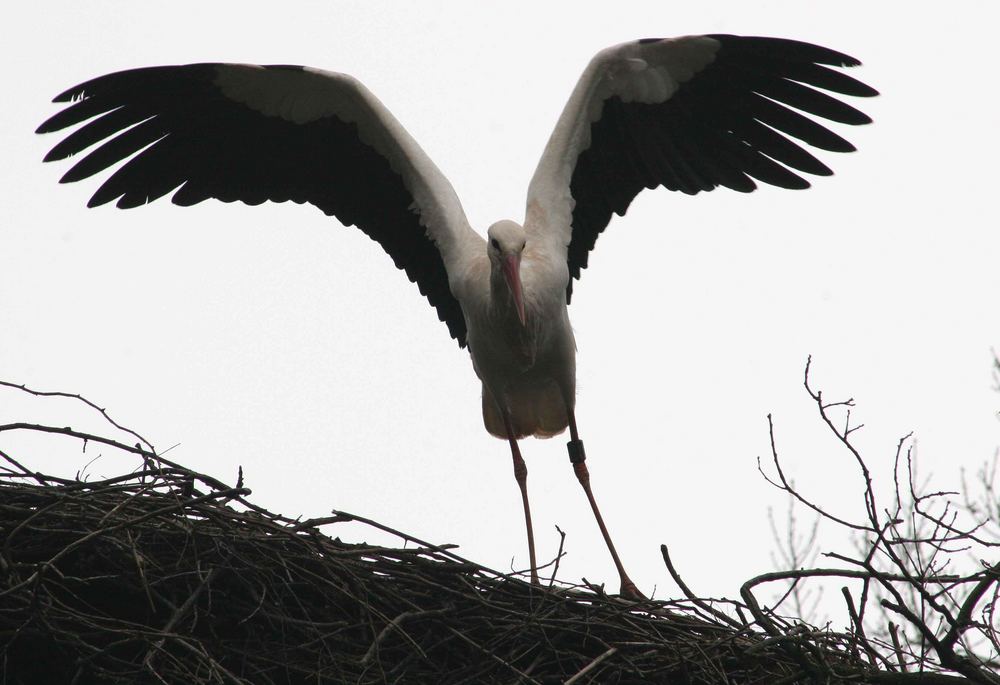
[565,407,645,600]
[502,411,540,586]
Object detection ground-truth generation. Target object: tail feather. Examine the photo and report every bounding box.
[482,382,568,440]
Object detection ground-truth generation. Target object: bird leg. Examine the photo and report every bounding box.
[566,408,645,600]
[502,411,540,586]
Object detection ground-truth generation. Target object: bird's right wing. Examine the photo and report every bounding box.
[38,63,484,347]
[524,35,878,301]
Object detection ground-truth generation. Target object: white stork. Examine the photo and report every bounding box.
[38,35,876,598]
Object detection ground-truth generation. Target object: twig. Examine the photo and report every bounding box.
[0,379,155,452]
[564,646,618,685]
[661,545,743,629]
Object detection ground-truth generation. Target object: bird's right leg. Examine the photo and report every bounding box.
[502,410,540,586]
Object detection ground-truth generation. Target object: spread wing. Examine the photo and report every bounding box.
[524,35,878,301]
[38,63,485,346]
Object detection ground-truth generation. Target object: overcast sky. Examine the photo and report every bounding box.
[3,1,999,605]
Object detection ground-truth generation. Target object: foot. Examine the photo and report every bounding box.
[619,577,646,600]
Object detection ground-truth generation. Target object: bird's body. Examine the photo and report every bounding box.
[38,34,876,596]
[461,220,576,439]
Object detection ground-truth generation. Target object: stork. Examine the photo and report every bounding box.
[37,35,876,598]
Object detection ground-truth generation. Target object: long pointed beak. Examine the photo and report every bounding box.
[502,254,526,327]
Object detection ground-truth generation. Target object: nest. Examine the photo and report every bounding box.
[2,449,889,684]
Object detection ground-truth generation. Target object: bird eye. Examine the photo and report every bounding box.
[490,238,499,250]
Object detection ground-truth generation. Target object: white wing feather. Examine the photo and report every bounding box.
[214,64,485,283]
[524,36,720,254]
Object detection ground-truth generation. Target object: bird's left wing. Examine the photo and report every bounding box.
[524,35,878,301]
[37,63,482,346]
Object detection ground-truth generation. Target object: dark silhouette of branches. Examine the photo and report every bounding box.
[2,370,998,684]
[758,357,1000,685]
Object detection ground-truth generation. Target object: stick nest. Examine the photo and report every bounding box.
[2,455,883,684]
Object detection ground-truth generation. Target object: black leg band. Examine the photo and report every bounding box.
[567,439,586,464]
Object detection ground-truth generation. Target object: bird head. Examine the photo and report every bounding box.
[486,220,527,326]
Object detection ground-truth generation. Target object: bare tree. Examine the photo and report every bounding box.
[758,357,999,684]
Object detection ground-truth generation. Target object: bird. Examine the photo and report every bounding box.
[37,34,876,598]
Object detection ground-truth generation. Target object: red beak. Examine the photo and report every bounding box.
[502,254,526,326]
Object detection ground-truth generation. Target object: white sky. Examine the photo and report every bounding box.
[3,1,999,606]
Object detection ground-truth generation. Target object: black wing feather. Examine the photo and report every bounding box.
[565,35,877,300]
[38,63,468,347]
